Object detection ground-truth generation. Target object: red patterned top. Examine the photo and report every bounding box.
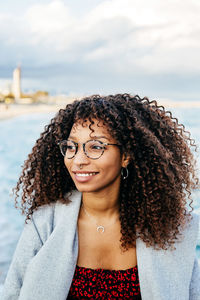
[67,265,141,299]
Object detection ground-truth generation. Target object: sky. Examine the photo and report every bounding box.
[0,0,200,101]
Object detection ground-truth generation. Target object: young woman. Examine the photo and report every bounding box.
[2,94,200,299]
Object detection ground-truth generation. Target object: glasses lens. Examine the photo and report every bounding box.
[85,140,104,159]
[60,140,76,158]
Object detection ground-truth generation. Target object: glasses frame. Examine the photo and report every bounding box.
[58,139,121,160]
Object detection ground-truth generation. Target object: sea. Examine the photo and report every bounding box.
[0,108,200,289]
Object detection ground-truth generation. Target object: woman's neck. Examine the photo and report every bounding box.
[81,186,120,219]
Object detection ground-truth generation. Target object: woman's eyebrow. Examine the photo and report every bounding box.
[68,135,110,140]
[90,135,110,140]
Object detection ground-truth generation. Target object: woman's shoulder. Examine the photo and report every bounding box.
[137,212,200,256]
[31,190,81,219]
[185,212,200,244]
[169,212,199,256]
[30,191,82,239]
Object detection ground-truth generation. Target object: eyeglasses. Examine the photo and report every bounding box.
[58,139,121,159]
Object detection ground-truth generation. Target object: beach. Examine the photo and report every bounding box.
[0,103,65,121]
[1,99,200,121]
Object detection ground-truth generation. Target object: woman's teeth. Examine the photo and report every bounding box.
[76,173,96,177]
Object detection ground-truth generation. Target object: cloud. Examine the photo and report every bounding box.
[21,0,200,73]
[0,0,200,81]
[26,1,74,42]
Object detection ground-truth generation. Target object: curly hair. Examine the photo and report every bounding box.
[14,94,199,250]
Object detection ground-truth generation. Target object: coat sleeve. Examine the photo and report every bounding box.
[1,218,43,300]
[189,255,200,300]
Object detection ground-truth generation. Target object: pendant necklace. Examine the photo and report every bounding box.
[82,204,118,233]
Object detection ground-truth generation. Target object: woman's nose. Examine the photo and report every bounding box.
[73,145,90,165]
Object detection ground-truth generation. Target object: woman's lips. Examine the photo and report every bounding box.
[73,172,98,182]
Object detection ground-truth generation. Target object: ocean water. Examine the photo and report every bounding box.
[0,108,200,286]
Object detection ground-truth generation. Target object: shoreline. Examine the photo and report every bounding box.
[0,103,65,121]
[1,100,200,121]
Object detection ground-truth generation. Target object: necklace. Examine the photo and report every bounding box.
[82,204,118,233]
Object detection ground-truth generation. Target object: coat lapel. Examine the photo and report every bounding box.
[19,191,82,300]
[136,216,198,300]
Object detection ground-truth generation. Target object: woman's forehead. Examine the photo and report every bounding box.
[70,119,111,138]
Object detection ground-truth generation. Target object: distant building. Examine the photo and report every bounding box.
[12,66,21,99]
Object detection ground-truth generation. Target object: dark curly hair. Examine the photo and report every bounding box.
[14,94,199,250]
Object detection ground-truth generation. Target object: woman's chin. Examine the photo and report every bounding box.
[74,182,102,193]
[75,186,97,193]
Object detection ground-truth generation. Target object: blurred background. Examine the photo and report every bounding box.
[0,0,200,288]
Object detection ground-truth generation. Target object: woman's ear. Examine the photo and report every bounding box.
[121,153,130,168]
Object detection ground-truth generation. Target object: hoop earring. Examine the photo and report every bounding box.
[121,167,129,180]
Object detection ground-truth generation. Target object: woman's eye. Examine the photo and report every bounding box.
[92,145,103,150]
[67,145,76,151]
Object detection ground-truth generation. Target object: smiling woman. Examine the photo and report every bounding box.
[2,94,200,300]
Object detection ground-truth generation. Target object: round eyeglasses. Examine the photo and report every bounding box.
[58,139,121,160]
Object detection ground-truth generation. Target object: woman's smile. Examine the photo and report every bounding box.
[73,171,99,182]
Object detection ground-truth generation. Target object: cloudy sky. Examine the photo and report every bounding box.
[0,0,200,101]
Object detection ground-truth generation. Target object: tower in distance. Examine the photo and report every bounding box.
[12,65,21,99]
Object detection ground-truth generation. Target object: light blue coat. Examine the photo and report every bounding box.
[2,191,200,299]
